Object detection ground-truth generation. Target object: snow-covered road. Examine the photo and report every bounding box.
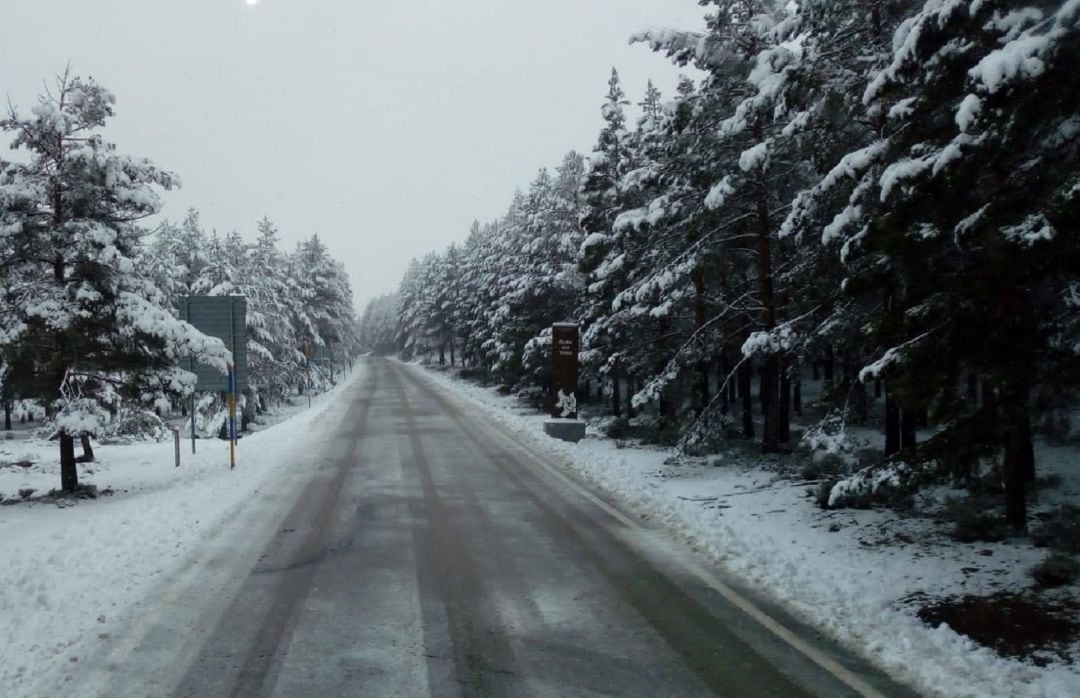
[6,356,1077,697]
[166,358,909,696]
[6,357,913,697]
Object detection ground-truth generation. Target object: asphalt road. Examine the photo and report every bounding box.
[99,358,918,697]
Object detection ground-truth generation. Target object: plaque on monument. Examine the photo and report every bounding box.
[551,323,579,419]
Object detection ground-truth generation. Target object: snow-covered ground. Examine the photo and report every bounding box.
[0,369,363,697]
[417,363,1080,698]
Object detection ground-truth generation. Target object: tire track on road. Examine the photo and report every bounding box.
[387,362,528,698]
[173,368,379,698]
[397,364,836,697]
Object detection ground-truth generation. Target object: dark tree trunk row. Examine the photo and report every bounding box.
[740,359,754,439]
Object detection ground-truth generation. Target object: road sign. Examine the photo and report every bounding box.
[178,296,248,391]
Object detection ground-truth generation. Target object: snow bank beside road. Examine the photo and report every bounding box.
[416,362,1080,698]
[0,369,363,697]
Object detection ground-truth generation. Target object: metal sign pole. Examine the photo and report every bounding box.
[185,297,197,455]
[190,392,196,454]
[228,299,236,469]
[227,362,236,469]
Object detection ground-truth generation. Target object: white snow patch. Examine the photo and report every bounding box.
[0,369,363,696]
[704,176,735,211]
[738,141,770,173]
[955,94,982,132]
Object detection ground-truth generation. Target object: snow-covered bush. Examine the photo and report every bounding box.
[102,408,169,444]
[824,458,939,510]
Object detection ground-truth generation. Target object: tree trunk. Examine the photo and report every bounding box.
[242,391,256,432]
[739,359,754,440]
[3,401,10,431]
[982,379,996,412]
[611,372,622,418]
[438,343,446,366]
[1007,385,1036,483]
[696,361,710,418]
[779,362,791,443]
[1001,385,1032,531]
[793,375,802,417]
[726,349,737,405]
[719,351,730,415]
[60,432,78,491]
[874,380,882,399]
[79,433,95,462]
[691,268,711,417]
[900,407,917,451]
[1019,416,1035,483]
[852,380,869,425]
[762,354,781,453]
[884,387,900,457]
[823,345,834,389]
[751,119,781,454]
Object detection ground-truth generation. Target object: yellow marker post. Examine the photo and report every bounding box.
[227,362,236,469]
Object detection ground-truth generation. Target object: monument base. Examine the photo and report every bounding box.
[543,419,587,443]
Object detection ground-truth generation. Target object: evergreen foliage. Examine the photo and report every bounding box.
[0,70,359,489]
[369,1,1080,532]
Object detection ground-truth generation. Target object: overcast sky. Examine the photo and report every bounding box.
[0,0,705,309]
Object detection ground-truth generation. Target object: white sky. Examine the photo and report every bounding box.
[0,0,706,309]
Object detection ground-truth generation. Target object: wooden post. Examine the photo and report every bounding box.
[173,428,181,467]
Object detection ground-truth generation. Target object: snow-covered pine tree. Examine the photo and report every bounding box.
[578,68,643,418]
[243,217,303,405]
[634,0,813,452]
[776,0,923,441]
[817,0,1080,529]
[0,69,229,491]
[288,234,356,371]
[455,220,505,371]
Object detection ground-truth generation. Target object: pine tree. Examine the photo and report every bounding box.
[0,69,229,490]
[815,0,1080,529]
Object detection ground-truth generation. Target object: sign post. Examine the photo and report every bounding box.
[178,296,248,467]
[543,323,586,442]
[190,393,196,454]
[227,363,236,470]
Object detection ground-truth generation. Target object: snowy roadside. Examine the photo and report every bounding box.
[0,367,365,697]
[415,362,1080,698]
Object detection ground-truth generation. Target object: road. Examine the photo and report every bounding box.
[91,358,916,697]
